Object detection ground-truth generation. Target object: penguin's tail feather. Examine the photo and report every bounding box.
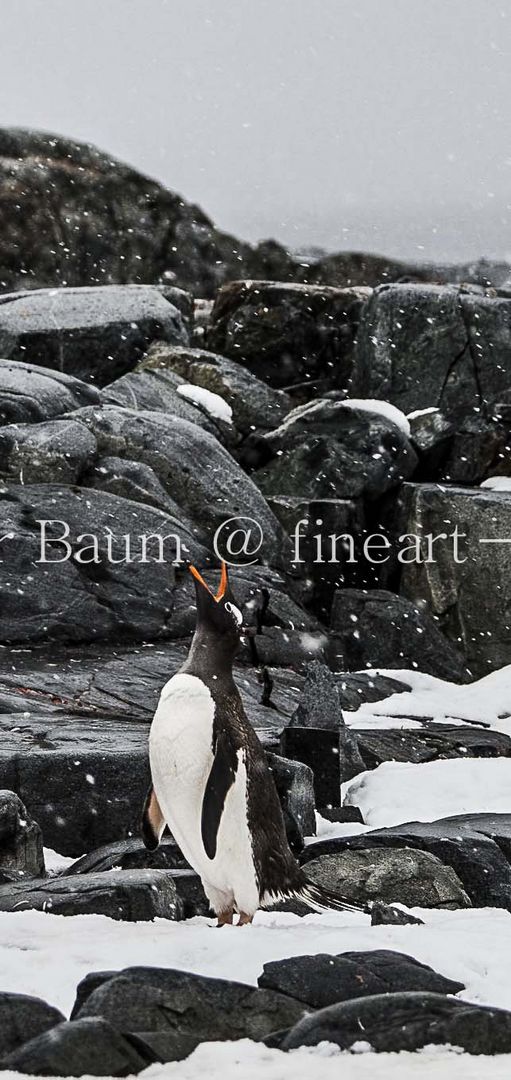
[296,880,367,915]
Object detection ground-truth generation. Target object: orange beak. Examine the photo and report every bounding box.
[189,562,228,602]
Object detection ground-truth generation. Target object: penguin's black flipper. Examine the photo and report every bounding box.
[141,785,166,851]
[201,730,238,860]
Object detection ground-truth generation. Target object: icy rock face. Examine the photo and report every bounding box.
[357,283,511,414]
[207,280,371,396]
[255,398,417,500]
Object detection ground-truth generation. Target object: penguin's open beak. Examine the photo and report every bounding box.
[189,562,228,602]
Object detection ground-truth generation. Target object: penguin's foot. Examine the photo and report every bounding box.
[237,912,253,926]
[216,909,234,927]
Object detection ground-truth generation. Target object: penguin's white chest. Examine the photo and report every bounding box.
[149,672,259,913]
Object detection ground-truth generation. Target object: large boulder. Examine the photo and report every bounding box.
[280,661,365,807]
[73,406,286,563]
[0,285,187,384]
[138,343,291,434]
[357,283,511,414]
[0,418,97,485]
[258,950,464,1008]
[207,280,371,396]
[0,358,100,425]
[304,847,471,909]
[0,790,44,880]
[0,869,181,920]
[0,1017,156,1077]
[0,128,295,298]
[329,588,470,680]
[74,967,306,1055]
[0,484,194,644]
[387,482,511,675]
[301,815,511,909]
[0,993,64,1059]
[255,399,417,500]
[280,991,511,1054]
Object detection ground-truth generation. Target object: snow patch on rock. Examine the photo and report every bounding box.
[177,383,233,423]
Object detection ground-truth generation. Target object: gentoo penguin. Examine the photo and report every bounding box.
[142,562,365,926]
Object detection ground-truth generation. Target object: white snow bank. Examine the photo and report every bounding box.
[306,811,373,845]
[44,848,77,873]
[177,383,233,423]
[338,399,411,436]
[480,476,511,492]
[343,757,511,828]
[346,666,511,734]
[138,1039,511,1080]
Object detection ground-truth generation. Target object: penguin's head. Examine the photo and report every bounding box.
[189,562,244,649]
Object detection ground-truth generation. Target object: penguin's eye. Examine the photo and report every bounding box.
[224,601,243,626]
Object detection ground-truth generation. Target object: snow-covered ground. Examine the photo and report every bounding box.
[343,758,511,828]
[2,906,511,1018]
[1,907,511,1076]
[345,665,511,733]
[3,1040,511,1080]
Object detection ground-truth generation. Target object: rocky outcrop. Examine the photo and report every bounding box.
[387,482,511,675]
[207,280,371,396]
[304,847,471,909]
[356,283,511,415]
[0,358,100,425]
[255,399,417,500]
[258,950,464,1008]
[0,285,187,384]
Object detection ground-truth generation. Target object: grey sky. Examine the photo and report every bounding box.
[1,0,511,261]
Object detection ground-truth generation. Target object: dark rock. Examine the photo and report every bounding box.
[267,495,366,620]
[102,368,225,439]
[357,283,511,414]
[267,753,316,850]
[281,991,511,1054]
[370,901,425,926]
[255,399,417,500]
[0,790,44,879]
[0,129,295,298]
[75,967,306,1052]
[0,639,304,854]
[0,286,188,385]
[329,588,470,681]
[281,662,365,806]
[319,806,364,824]
[0,418,97,485]
[0,993,64,1057]
[0,869,181,920]
[301,816,511,909]
[139,343,291,434]
[60,839,211,917]
[84,455,206,539]
[207,280,371,397]
[73,405,286,564]
[438,413,509,485]
[0,358,100,426]
[408,408,455,477]
[335,671,411,711]
[0,484,181,645]
[0,1017,156,1076]
[258,950,463,1008]
[388,482,511,675]
[304,847,470,909]
[62,837,188,875]
[355,726,511,771]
